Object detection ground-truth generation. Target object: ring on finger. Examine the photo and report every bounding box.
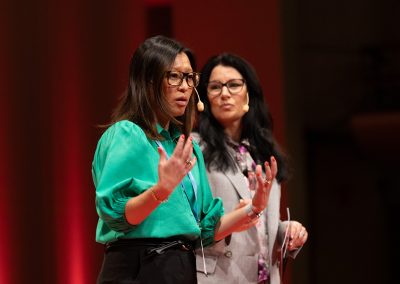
[185,159,192,167]
[264,179,271,185]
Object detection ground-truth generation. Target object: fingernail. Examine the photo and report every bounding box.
[181,134,185,140]
[189,136,193,141]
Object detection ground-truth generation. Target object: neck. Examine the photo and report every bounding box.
[161,121,170,130]
[155,108,171,130]
[157,117,170,130]
[224,120,242,142]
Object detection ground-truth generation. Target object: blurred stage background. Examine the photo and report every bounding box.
[1,0,399,283]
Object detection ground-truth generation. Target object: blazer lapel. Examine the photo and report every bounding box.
[224,170,252,200]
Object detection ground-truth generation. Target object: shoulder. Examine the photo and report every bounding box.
[191,131,206,151]
[93,120,152,166]
[108,120,144,135]
[191,131,201,143]
[104,120,145,139]
[97,120,148,149]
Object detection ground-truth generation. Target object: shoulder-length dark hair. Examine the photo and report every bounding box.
[110,35,197,139]
[197,53,289,182]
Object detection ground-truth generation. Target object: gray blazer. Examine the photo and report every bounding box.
[194,134,298,284]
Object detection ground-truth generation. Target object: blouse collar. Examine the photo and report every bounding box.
[156,123,181,141]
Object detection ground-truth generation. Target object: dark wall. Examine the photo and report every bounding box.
[282,0,400,283]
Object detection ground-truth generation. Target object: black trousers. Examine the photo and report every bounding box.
[97,238,197,284]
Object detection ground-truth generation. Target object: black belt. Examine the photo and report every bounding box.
[105,238,195,256]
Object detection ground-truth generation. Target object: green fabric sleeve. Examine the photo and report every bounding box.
[193,142,225,247]
[93,121,157,232]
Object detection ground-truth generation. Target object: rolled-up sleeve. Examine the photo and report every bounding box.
[193,143,225,247]
[199,197,224,247]
[92,121,156,232]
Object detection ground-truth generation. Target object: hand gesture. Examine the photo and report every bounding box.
[156,135,197,199]
[251,156,278,213]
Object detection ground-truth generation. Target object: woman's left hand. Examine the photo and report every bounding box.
[287,221,308,251]
[251,156,278,213]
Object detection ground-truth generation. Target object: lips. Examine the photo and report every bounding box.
[175,97,188,107]
[220,103,233,110]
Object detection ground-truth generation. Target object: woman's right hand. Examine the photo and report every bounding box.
[155,135,197,200]
[251,156,278,213]
[214,158,278,240]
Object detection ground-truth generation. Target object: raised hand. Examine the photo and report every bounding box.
[251,156,278,213]
[155,135,197,199]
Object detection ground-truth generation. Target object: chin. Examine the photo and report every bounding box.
[171,109,186,118]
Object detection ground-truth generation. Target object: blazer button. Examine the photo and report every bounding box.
[224,251,232,258]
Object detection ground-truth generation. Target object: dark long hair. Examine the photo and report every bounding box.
[197,53,289,182]
[110,35,197,139]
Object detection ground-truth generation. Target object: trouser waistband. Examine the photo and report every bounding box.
[105,237,195,256]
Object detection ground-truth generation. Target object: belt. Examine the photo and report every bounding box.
[105,237,195,256]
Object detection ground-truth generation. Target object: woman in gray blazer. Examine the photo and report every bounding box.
[194,53,308,284]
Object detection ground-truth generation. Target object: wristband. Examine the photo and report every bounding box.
[150,187,168,203]
[246,204,263,219]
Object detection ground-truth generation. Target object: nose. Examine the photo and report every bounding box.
[220,85,231,98]
[178,77,190,90]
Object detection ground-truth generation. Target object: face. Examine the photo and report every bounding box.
[207,65,248,129]
[162,52,194,119]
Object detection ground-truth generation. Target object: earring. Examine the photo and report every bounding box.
[243,92,249,112]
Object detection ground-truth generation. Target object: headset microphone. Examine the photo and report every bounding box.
[194,87,204,112]
[243,92,249,112]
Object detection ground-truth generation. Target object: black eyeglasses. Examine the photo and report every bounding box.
[207,79,246,98]
[165,71,200,87]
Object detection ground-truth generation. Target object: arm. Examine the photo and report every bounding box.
[125,135,196,225]
[94,122,195,231]
[214,157,278,241]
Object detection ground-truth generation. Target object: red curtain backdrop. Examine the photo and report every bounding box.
[1,1,285,283]
[48,2,90,282]
[1,1,145,283]
[0,2,12,283]
[174,0,286,143]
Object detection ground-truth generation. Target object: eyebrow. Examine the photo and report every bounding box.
[209,78,244,83]
[170,69,194,73]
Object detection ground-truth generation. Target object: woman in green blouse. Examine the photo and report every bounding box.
[92,35,277,284]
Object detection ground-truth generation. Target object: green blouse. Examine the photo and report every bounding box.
[92,120,224,247]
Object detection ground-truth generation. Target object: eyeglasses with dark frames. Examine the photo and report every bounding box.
[165,71,200,87]
[207,79,246,98]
